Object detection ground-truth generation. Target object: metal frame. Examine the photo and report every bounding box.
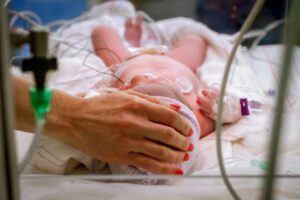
[0,5,20,200]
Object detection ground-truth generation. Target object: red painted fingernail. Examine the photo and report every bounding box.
[196,97,202,105]
[175,169,183,175]
[188,143,194,152]
[188,129,193,137]
[170,104,180,111]
[183,153,190,161]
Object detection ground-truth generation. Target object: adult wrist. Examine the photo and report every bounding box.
[44,90,85,145]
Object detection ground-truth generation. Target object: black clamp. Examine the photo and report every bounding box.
[22,27,57,90]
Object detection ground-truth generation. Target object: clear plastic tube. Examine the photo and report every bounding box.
[18,122,44,174]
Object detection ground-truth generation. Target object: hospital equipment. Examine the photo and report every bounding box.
[240,98,250,116]
[216,1,266,198]
[1,4,57,200]
[1,0,300,200]
[9,26,57,174]
[215,0,300,199]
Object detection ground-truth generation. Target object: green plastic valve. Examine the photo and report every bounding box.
[251,159,270,170]
[29,87,52,123]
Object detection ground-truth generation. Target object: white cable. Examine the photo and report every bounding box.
[18,122,45,174]
[242,19,284,41]
[136,11,162,45]
[9,10,42,27]
[3,0,10,8]
[46,20,69,31]
[137,10,171,47]
[250,19,285,50]
[21,10,42,24]
[9,55,28,67]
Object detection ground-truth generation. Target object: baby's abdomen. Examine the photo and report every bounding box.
[125,55,199,90]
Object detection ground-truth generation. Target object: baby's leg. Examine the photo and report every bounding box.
[166,35,207,72]
[197,88,242,124]
[91,26,129,66]
[124,15,143,47]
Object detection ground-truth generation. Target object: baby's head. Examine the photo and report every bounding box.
[134,83,187,104]
[121,73,215,137]
[124,80,201,180]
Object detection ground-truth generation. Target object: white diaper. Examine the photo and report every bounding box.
[107,96,201,185]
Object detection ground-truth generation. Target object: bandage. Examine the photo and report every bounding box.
[175,77,193,94]
[108,96,201,185]
[128,45,169,59]
[207,87,241,124]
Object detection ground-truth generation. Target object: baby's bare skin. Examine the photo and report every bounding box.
[91,23,240,137]
[114,54,215,137]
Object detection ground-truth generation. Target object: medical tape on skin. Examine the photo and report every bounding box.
[108,96,201,185]
[211,93,241,123]
[128,45,169,59]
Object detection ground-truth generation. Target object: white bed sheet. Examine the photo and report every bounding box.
[16,1,300,199]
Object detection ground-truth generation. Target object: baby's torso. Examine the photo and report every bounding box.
[116,54,199,93]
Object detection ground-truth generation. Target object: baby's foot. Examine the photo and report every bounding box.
[196,88,241,124]
[124,15,143,47]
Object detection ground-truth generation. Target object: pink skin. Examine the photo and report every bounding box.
[91,23,235,137]
[197,88,220,117]
[124,15,143,47]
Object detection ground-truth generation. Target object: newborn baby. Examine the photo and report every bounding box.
[89,18,241,183]
[91,23,241,136]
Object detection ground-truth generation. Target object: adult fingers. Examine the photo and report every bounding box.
[133,139,187,164]
[125,90,162,104]
[144,102,191,137]
[125,90,180,110]
[128,153,183,175]
[141,122,192,152]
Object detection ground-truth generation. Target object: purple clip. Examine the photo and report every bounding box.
[240,98,250,116]
[249,100,263,109]
[266,89,276,96]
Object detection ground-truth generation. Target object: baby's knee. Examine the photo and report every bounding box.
[181,35,206,46]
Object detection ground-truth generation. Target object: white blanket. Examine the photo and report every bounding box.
[16,1,300,199]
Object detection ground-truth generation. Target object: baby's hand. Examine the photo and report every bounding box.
[196,88,241,124]
[196,88,219,118]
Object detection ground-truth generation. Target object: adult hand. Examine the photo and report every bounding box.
[57,90,192,174]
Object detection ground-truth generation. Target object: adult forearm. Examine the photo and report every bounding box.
[12,75,81,143]
[13,75,193,174]
[13,76,35,132]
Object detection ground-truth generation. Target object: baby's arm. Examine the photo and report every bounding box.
[166,35,207,72]
[91,26,129,66]
[197,88,242,124]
